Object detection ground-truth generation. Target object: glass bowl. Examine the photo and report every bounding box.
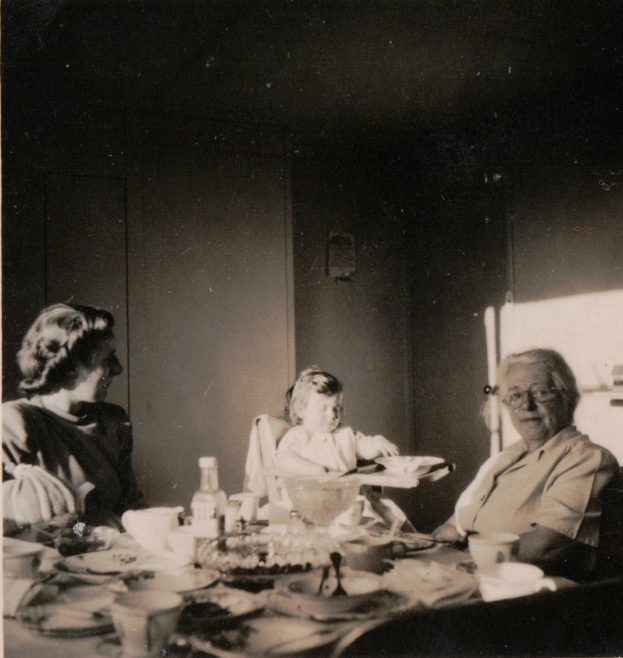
[284,476,361,528]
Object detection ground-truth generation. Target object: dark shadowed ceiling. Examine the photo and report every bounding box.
[3,0,622,158]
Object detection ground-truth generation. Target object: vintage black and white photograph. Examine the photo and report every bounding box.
[2,1,623,656]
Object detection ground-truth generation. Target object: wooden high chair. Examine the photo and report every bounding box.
[243,414,292,521]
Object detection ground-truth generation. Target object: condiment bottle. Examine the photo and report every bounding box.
[191,456,227,538]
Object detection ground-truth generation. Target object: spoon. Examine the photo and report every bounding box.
[330,552,347,597]
[317,565,330,595]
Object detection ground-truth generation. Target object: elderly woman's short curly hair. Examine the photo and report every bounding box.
[484,348,580,429]
[17,303,116,397]
[286,366,343,425]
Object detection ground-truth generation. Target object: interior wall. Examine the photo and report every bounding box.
[510,166,623,303]
[291,148,414,508]
[129,133,294,505]
[407,187,509,531]
[2,117,295,512]
[2,172,46,398]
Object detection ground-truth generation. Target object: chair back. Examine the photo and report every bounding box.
[596,468,623,578]
[256,414,291,503]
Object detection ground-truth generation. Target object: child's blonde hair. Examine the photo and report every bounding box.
[287,366,343,425]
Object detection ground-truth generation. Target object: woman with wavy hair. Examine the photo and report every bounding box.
[3,303,144,528]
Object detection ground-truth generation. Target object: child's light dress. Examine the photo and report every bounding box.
[276,425,387,472]
[276,425,414,531]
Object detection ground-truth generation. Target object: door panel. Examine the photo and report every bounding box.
[131,147,292,505]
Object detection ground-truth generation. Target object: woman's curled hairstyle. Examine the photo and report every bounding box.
[17,303,115,396]
[287,366,343,425]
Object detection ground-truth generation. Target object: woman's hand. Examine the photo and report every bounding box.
[432,522,463,543]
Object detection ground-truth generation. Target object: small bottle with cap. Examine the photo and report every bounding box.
[190,456,227,538]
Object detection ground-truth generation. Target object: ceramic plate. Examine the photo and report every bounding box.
[19,604,114,638]
[180,586,264,630]
[267,586,414,622]
[58,549,191,577]
[394,532,437,552]
[191,616,343,656]
[61,549,147,575]
[375,456,444,475]
[108,567,219,594]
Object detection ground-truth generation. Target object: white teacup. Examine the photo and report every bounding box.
[121,507,183,554]
[477,562,557,601]
[229,493,259,524]
[167,525,211,560]
[111,590,183,657]
[468,532,520,569]
[3,541,43,579]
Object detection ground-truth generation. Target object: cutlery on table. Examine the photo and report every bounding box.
[317,565,330,595]
[330,552,347,597]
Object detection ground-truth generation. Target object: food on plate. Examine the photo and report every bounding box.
[4,514,120,556]
[55,526,120,556]
[179,600,232,626]
[269,569,409,619]
[191,624,255,652]
[381,559,478,607]
[375,456,444,475]
[178,587,264,633]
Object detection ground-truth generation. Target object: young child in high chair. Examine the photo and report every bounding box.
[276,367,414,530]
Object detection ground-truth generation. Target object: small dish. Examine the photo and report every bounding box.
[57,548,191,579]
[190,616,343,656]
[3,539,43,578]
[180,586,264,630]
[268,586,412,622]
[108,567,219,594]
[375,456,444,475]
[18,604,114,638]
[272,568,383,616]
[61,549,146,575]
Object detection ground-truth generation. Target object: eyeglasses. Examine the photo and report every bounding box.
[502,386,558,409]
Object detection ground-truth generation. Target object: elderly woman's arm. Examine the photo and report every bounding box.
[528,444,618,565]
[518,525,582,563]
[432,516,464,543]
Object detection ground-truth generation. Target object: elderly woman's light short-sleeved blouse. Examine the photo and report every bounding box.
[455,426,619,546]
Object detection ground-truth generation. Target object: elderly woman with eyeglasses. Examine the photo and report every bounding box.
[3,303,145,530]
[433,348,619,577]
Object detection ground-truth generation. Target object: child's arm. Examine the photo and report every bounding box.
[275,449,327,476]
[355,432,400,460]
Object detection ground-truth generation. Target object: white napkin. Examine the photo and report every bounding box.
[381,559,478,608]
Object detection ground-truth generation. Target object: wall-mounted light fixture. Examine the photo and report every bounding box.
[327,231,355,283]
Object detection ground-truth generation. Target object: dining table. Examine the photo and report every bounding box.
[3,533,469,658]
[3,523,587,658]
[11,504,608,658]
